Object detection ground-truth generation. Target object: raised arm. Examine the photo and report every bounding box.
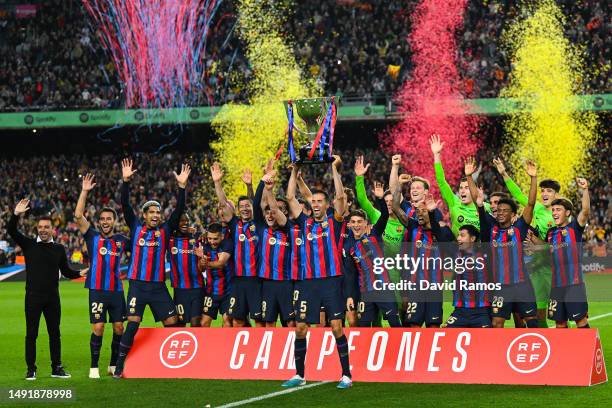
[331,155,347,215]
[241,168,254,201]
[576,177,590,227]
[75,173,95,234]
[286,164,302,219]
[493,157,528,206]
[211,162,229,205]
[253,180,265,223]
[8,199,35,250]
[167,163,191,231]
[464,157,481,207]
[354,155,380,223]
[388,154,402,196]
[392,186,416,229]
[262,172,287,227]
[372,183,389,235]
[430,134,458,208]
[522,160,537,225]
[296,171,313,202]
[120,158,138,228]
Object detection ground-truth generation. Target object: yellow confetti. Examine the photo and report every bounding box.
[211,0,318,200]
[500,0,598,195]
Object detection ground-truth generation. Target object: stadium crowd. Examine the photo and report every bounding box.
[0,144,609,266]
[0,0,609,111]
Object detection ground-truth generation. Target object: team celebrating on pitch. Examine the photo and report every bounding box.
[11,135,592,388]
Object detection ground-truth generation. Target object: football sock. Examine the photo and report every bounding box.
[335,334,351,378]
[110,333,122,366]
[116,321,140,370]
[90,333,103,368]
[525,319,539,328]
[294,337,307,378]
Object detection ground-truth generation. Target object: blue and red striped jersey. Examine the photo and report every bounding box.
[121,181,185,282]
[453,250,490,308]
[402,226,444,284]
[480,210,529,285]
[547,219,584,288]
[228,216,259,277]
[203,240,233,296]
[256,225,293,280]
[168,234,203,289]
[295,211,343,280]
[400,200,417,220]
[83,227,128,291]
[344,233,390,292]
[288,223,304,281]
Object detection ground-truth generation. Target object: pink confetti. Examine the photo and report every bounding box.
[383,0,482,194]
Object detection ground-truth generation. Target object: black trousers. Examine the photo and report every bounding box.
[25,291,62,370]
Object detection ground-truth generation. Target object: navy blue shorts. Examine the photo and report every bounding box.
[403,289,443,326]
[490,281,537,320]
[173,287,204,323]
[294,277,344,324]
[202,293,231,320]
[357,299,399,326]
[548,283,588,322]
[89,289,126,324]
[229,276,262,321]
[126,280,176,322]
[261,280,295,323]
[445,307,491,328]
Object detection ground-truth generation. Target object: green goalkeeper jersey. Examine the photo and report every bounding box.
[355,175,405,257]
[434,162,490,237]
[504,177,554,240]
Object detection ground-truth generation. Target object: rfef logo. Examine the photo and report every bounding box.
[506,333,550,374]
[159,331,198,369]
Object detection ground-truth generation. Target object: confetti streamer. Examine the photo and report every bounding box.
[82,0,221,109]
[500,0,598,194]
[211,0,317,200]
[383,0,482,194]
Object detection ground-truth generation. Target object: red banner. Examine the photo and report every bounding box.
[125,328,607,386]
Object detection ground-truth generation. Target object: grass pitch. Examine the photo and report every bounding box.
[0,275,611,407]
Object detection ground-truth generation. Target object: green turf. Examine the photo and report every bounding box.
[0,276,610,407]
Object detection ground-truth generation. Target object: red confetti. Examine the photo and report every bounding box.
[383,0,482,195]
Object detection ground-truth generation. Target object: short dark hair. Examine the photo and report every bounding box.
[489,192,508,200]
[539,179,561,192]
[497,198,518,214]
[459,224,479,238]
[275,196,289,207]
[311,189,330,202]
[237,196,252,206]
[207,222,223,234]
[37,215,52,224]
[551,198,574,213]
[411,176,430,190]
[98,207,117,220]
[383,189,392,198]
[298,198,312,212]
[348,209,367,221]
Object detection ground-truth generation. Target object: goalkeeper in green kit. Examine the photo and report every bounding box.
[430,134,491,236]
[492,157,558,327]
